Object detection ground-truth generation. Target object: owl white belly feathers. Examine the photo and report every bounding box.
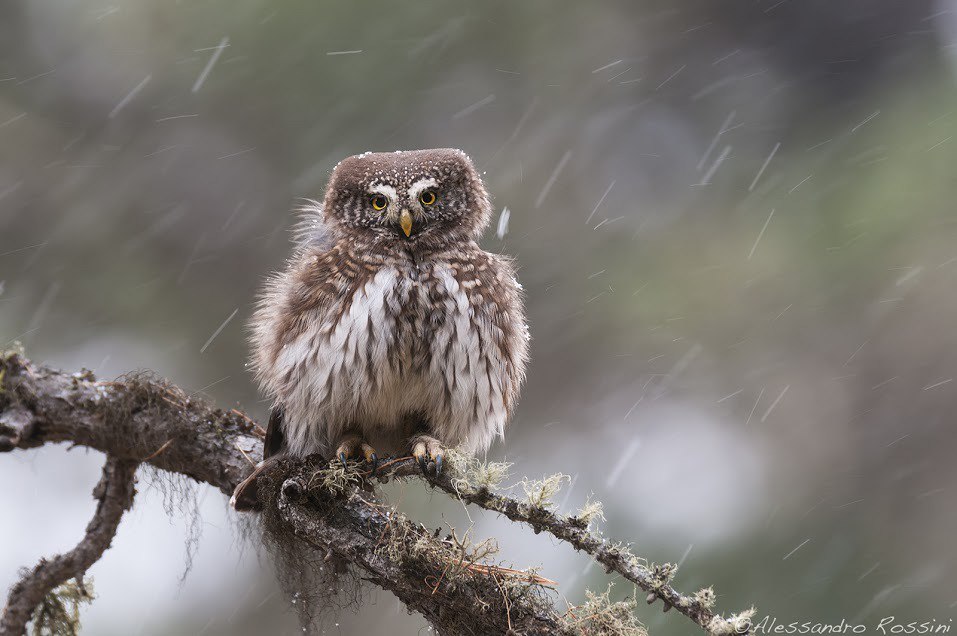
[266,258,517,459]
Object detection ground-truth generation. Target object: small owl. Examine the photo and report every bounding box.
[233,149,529,509]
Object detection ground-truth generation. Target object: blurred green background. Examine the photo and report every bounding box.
[3,0,957,634]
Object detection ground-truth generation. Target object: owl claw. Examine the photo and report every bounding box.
[410,435,445,476]
[334,435,378,473]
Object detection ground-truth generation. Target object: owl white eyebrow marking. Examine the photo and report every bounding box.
[367,183,397,200]
[408,178,437,201]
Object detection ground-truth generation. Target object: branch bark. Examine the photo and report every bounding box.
[373,459,735,633]
[0,351,752,636]
[267,468,572,635]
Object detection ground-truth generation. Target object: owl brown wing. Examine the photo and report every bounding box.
[236,245,361,511]
[460,251,530,417]
[249,242,377,400]
[489,255,530,416]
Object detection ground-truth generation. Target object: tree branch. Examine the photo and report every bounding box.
[0,456,138,635]
[0,352,260,497]
[368,458,737,633]
[0,351,753,635]
[264,465,573,635]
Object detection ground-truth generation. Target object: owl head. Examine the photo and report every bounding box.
[320,148,492,244]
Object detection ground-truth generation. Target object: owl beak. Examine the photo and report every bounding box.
[399,209,413,237]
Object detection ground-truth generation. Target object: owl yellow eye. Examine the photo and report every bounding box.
[419,190,437,206]
[371,194,388,211]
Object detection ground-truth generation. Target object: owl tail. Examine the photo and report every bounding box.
[232,406,287,511]
[230,459,273,511]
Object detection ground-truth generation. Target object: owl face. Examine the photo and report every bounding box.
[322,149,491,243]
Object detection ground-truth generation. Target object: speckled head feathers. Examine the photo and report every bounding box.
[321,148,492,242]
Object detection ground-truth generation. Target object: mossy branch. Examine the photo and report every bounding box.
[262,458,573,635]
[0,352,753,636]
[372,456,751,635]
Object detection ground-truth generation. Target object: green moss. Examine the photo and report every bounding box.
[649,562,677,589]
[520,473,570,509]
[444,448,512,493]
[564,584,646,636]
[304,459,363,496]
[694,586,717,609]
[29,578,94,636]
[571,497,605,529]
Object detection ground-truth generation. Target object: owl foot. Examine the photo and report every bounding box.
[334,433,378,473]
[410,434,445,476]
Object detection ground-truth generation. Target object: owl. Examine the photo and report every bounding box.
[232,149,529,509]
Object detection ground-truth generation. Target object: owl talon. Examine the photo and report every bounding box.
[334,434,378,472]
[410,435,445,476]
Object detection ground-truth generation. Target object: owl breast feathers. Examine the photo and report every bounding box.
[249,149,529,462]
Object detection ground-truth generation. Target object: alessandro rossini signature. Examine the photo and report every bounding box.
[744,616,953,634]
